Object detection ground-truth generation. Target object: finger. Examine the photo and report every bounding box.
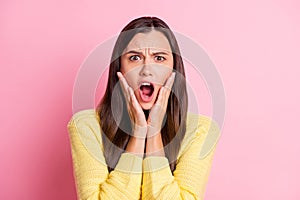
[117,72,130,100]
[117,72,130,90]
[128,87,147,128]
[155,86,171,110]
[164,72,176,91]
[128,87,143,112]
[127,87,135,102]
[155,87,166,107]
[159,72,175,105]
[155,88,163,106]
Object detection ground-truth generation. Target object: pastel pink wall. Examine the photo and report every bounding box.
[1,0,299,199]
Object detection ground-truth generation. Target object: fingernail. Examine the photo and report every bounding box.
[127,87,130,94]
[172,72,176,78]
[128,87,133,95]
[117,72,121,78]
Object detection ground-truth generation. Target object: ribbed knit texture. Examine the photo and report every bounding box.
[67,109,219,200]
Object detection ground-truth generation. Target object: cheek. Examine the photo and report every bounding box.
[168,60,174,69]
[120,56,135,73]
[154,66,173,85]
[120,60,139,76]
[122,68,140,90]
[120,59,128,74]
[165,57,174,69]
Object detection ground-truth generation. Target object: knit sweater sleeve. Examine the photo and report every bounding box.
[141,116,220,200]
[67,112,142,200]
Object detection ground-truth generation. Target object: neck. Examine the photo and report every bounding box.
[143,109,150,121]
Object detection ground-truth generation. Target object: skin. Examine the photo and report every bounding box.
[120,30,174,110]
[117,30,175,158]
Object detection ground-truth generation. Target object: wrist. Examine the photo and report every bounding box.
[132,125,147,139]
[145,132,165,157]
[147,125,162,139]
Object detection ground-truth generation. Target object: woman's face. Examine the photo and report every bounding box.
[120,30,174,110]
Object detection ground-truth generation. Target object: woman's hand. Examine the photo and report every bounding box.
[147,72,176,138]
[117,72,147,139]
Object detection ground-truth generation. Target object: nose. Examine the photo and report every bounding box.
[139,64,153,76]
[139,57,153,76]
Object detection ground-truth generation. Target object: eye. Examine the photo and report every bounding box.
[129,55,141,61]
[155,56,166,62]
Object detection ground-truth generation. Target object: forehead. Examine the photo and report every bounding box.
[124,30,172,53]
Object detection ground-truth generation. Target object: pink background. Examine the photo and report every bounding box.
[1,0,299,199]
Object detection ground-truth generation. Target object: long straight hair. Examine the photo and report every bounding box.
[96,16,188,174]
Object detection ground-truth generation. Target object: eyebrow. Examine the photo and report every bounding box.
[124,50,170,56]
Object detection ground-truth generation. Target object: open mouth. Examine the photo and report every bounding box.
[139,82,155,102]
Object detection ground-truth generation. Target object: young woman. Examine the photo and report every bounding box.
[67,16,220,200]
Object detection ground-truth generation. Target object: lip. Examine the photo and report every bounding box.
[138,80,155,103]
[138,80,155,88]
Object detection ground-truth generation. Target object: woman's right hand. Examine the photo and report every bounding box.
[117,72,147,139]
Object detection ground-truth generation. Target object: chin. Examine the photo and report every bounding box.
[140,102,154,110]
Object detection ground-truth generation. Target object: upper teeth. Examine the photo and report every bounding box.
[141,82,151,86]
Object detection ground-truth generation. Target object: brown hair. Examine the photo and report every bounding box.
[96,16,188,174]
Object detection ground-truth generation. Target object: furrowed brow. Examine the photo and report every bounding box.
[152,51,169,55]
[123,50,171,56]
[124,50,143,55]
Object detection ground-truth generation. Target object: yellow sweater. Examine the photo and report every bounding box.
[67,109,220,200]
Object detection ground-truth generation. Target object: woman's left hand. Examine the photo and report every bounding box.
[147,72,176,138]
